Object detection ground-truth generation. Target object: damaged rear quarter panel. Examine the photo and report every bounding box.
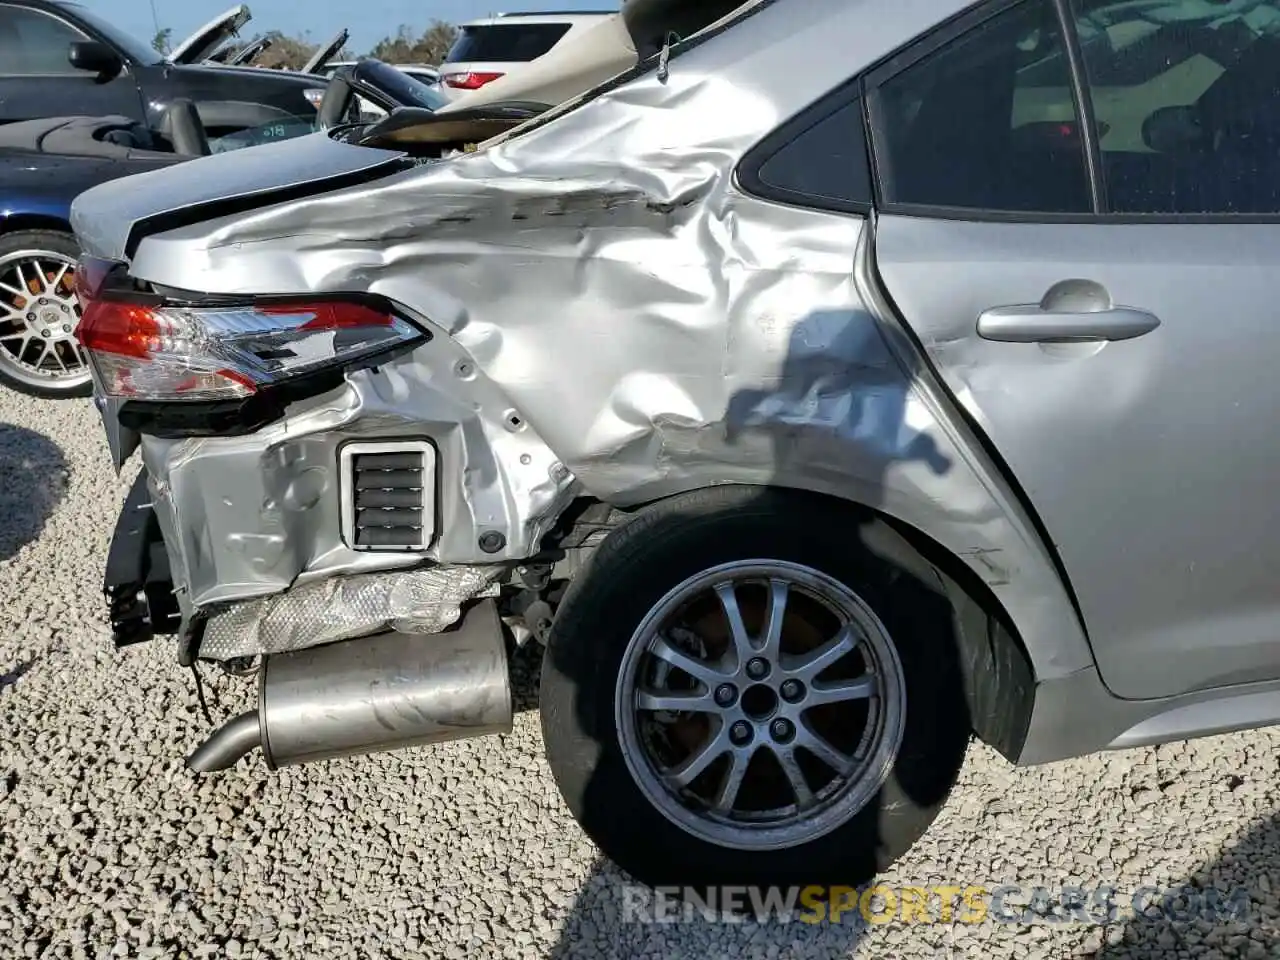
[121,0,1091,680]
[143,334,577,609]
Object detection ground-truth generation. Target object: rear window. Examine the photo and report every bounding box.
[444,23,571,63]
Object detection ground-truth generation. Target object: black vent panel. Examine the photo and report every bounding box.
[342,443,436,551]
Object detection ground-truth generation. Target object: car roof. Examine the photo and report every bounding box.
[458,11,617,28]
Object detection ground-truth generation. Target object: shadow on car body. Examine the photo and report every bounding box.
[542,304,967,956]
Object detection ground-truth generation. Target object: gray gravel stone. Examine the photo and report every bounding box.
[3,394,1280,958]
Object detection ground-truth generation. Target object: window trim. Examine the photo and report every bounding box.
[1058,0,1105,212]
[735,76,875,217]
[863,0,1029,93]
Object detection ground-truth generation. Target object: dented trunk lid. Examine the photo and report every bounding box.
[71,131,407,263]
[70,131,409,466]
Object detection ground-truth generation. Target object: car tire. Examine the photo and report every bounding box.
[540,485,971,894]
[0,230,92,399]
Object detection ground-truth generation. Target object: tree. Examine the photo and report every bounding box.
[368,20,457,64]
[369,25,415,63]
[252,31,321,70]
[415,20,457,64]
[151,27,171,55]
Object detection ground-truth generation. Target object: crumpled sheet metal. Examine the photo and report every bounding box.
[198,565,500,661]
[138,315,578,609]
[119,0,1092,680]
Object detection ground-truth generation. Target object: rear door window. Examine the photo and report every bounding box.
[867,0,1092,214]
[445,23,571,63]
[1070,0,1280,213]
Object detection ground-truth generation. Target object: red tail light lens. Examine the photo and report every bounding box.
[444,71,505,90]
[76,298,420,401]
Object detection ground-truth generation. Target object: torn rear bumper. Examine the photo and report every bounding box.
[103,472,180,647]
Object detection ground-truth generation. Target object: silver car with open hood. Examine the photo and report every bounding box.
[70,0,1280,893]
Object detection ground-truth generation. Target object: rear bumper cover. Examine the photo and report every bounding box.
[103,472,180,647]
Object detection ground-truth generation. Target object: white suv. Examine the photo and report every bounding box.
[437,10,615,99]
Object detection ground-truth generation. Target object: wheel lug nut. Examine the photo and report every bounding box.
[729,721,753,746]
[37,298,47,305]
[40,330,49,338]
[714,684,737,708]
[780,679,805,703]
[770,718,795,744]
[26,313,35,322]
[746,657,770,680]
[61,325,70,333]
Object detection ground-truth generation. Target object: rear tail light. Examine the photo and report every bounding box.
[444,71,505,90]
[76,296,421,402]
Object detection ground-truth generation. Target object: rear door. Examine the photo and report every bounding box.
[869,0,1280,699]
[0,3,143,124]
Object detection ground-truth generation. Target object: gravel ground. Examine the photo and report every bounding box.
[2,390,1280,959]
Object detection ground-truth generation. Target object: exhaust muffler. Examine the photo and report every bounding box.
[187,599,512,772]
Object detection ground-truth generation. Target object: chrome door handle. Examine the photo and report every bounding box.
[977,304,1161,343]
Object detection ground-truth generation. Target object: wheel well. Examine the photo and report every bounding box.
[542,485,1035,762]
[0,213,72,237]
[874,507,1036,762]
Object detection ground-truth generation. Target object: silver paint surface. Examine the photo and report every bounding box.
[258,599,512,768]
[70,132,407,263]
[74,0,1104,728]
[75,0,1089,684]
[874,215,1280,701]
[1021,665,1280,765]
[138,336,579,609]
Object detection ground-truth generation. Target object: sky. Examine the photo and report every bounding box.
[88,0,620,57]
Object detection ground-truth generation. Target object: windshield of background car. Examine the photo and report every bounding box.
[444,23,571,62]
[57,1,163,65]
[208,115,317,153]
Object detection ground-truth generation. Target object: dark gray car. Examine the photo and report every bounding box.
[0,1,329,134]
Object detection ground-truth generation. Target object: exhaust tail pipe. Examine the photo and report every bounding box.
[187,710,262,772]
[187,599,512,773]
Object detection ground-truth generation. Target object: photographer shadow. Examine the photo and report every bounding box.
[544,301,965,958]
[1092,811,1278,958]
[0,422,67,562]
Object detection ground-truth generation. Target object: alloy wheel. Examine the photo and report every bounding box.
[0,250,90,393]
[615,559,906,852]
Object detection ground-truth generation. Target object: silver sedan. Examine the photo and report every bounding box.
[68,0,1280,897]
